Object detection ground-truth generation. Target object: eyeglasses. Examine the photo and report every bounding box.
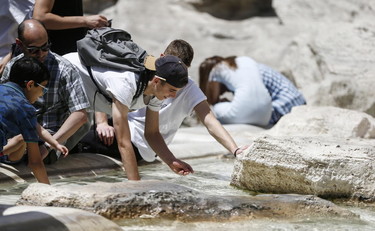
[36,83,48,95]
[25,42,51,54]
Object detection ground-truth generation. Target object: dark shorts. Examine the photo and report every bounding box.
[0,154,24,165]
[71,128,143,162]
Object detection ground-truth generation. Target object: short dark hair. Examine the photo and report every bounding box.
[199,56,224,93]
[164,39,194,67]
[9,56,50,87]
[198,56,238,93]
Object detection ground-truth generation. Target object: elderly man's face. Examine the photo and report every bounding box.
[22,40,50,62]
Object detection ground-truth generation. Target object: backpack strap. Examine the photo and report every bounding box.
[85,66,113,103]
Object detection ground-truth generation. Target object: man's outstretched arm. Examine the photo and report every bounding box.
[195,100,248,156]
[144,109,193,175]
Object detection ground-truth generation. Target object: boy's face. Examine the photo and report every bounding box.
[25,80,48,104]
[153,78,182,100]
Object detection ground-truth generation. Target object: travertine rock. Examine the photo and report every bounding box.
[278,22,375,116]
[266,105,375,138]
[231,136,375,201]
[18,181,355,220]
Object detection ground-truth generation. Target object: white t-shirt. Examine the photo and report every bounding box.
[128,78,206,162]
[209,56,272,126]
[63,52,162,115]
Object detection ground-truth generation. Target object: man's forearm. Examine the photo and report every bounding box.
[33,0,86,29]
[117,140,140,180]
[37,124,60,148]
[52,110,88,143]
[205,114,238,154]
[145,131,175,165]
[112,98,140,180]
[195,101,239,154]
[95,111,109,125]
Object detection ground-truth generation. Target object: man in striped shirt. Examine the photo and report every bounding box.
[1,19,90,163]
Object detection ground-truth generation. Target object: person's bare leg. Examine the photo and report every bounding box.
[3,135,27,162]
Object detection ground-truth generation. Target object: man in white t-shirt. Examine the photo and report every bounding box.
[65,51,193,180]
[75,40,248,164]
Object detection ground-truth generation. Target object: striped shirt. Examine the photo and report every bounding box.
[1,52,90,133]
[257,63,306,124]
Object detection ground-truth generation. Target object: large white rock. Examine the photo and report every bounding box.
[279,22,375,116]
[267,105,375,138]
[231,135,375,201]
[273,0,375,25]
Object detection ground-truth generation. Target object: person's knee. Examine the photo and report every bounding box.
[6,136,27,162]
[13,134,25,143]
[3,134,26,154]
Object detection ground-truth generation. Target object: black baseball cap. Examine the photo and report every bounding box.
[144,55,188,88]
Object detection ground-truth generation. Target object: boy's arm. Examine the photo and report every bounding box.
[33,0,108,29]
[36,124,68,156]
[27,142,50,184]
[194,100,248,156]
[144,108,193,175]
[112,98,140,180]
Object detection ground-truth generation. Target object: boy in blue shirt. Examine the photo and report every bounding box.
[0,56,68,184]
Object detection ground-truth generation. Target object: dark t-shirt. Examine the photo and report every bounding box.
[48,0,87,55]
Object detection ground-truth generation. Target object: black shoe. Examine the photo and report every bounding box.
[43,149,59,165]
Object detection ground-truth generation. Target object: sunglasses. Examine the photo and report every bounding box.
[36,83,49,95]
[25,42,51,54]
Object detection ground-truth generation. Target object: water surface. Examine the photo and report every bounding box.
[1,156,375,230]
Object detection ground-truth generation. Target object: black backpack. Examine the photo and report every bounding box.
[76,27,150,102]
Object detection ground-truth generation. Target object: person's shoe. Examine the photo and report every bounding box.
[0,154,23,165]
[43,149,59,165]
